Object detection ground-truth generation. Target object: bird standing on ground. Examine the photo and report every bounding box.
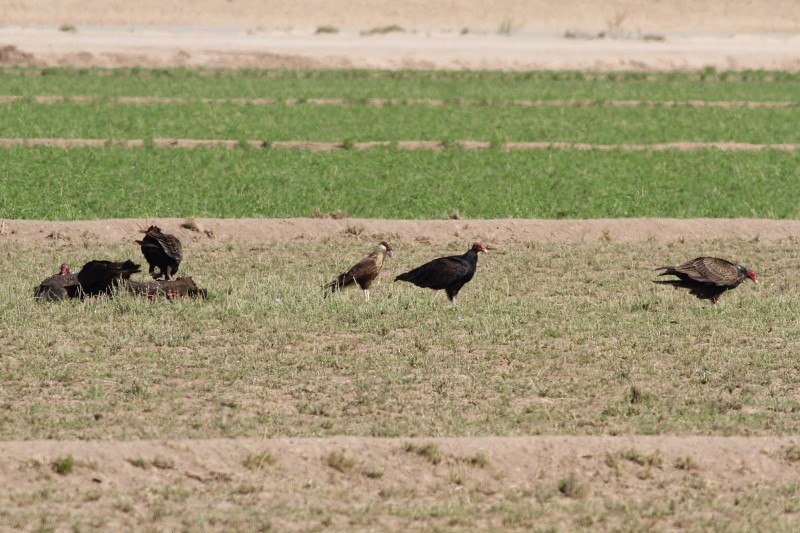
[653,256,758,305]
[394,242,488,305]
[136,225,183,281]
[34,263,81,301]
[323,241,394,301]
[77,260,141,296]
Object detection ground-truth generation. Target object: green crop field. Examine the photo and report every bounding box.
[4,101,800,143]
[2,146,799,220]
[1,67,799,221]
[2,67,800,102]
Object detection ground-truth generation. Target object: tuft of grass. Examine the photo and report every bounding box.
[315,26,339,35]
[181,217,202,232]
[557,472,587,498]
[59,24,77,33]
[51,456,75,475]
[244,450,276,470]
[326,449,356,473]
[619,449,663,468]
[674,455,700,470]
[498,19,516,36]
[468,452,489,468]
[360,25,405,36]
[126,457,150,469]
[151,456,175,470]
[405,443,442,465]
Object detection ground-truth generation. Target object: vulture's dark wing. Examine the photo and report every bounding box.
[395,256,472,290]
[152,233,183,261]
[672,257,742,287]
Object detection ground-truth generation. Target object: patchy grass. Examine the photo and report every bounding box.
[1,237,800,441]
[243,451,276,470]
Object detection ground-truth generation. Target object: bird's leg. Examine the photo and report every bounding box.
[166,267,174,281]
[363,289,370,302]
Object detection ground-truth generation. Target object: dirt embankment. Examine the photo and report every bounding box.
[3,218,800,246]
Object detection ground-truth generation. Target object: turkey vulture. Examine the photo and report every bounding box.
[653,256,758,305]
[323,241,394,301]
[34,263,81,301]
[135,225,183,281]
[77,260,141,296]
[394,242,488,304]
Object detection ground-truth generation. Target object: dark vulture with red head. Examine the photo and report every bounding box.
[77,260,141,296]
[136,225,183,281]
[653,256,758,305]
[323,241,394,301]
[34,263,81,301]
[395,242,488,305]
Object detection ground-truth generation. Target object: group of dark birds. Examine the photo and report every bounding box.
[323,241,758,306]
[35,229,758,307]
[34,225,206,301]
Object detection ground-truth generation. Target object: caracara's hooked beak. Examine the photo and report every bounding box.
[386,249,394,258]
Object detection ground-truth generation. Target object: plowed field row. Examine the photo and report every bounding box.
[3,137,799,152]
[2,95,797,108]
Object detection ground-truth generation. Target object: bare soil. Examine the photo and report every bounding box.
[4,217,800,246]
[1,0,800,71]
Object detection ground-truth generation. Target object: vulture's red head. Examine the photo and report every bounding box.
[59,263,70,275]
[472,242,488,253]
[746,269,758,284]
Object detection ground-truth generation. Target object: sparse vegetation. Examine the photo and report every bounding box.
[674,455,700,470]
[315,26,339,35]
[326,449,356,473]
[557,472,587,498]
[360,25,405,36]
[126,457,150,469]
[51,456,75,475]
[244,450,276,470]
[405,443,443,465]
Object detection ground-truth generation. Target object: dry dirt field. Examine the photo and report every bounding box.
[3,1,800,530]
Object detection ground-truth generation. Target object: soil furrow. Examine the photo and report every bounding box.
[1,95,797,108]
[0,137,798,152]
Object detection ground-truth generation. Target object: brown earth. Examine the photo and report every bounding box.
[1,0,800,70]
[4,217,800,246]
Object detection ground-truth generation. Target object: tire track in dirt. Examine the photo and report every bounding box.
[1,137,799,152]
[1,95,797,108]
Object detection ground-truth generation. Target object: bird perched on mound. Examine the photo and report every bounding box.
[323,241,394,301]
[77,260,141,296]
[395,242,488,305]
[653,256,758,305]
[136,225,183,281]
[34,263,81,301]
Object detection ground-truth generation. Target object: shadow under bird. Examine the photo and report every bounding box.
[653,256,758,305]
[394,242,488,305]
[323,241,394,301]
[136,225,183,281]
[34,263,81,301]
[77,259,141,296]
